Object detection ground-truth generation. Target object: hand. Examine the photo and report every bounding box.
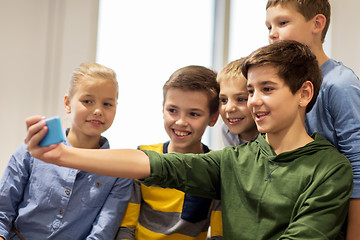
[25,115,63,164]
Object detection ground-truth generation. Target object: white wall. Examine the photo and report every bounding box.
[329,0,360,76]
[0,0,99,175]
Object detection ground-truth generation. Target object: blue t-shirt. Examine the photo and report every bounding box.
[306,59,360,198]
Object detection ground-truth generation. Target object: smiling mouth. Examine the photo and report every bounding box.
[173,129,191,137]
[254,112,269,120]
[227,118,244,124]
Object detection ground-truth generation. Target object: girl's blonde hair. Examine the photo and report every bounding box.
[68,62,118,99]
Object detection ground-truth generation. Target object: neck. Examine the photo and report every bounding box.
[67,129,101,149]
[167,141,204,154]
[310,43,329,66]
[265,119,313,155]
[239,127,259,142]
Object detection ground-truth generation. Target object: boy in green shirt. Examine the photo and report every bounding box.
[25,40,353,239]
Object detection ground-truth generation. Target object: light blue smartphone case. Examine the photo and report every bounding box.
[39,116,65,147]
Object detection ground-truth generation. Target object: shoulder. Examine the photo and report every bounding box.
[322,59,360,87]
[312,134,351,166]
[12,142,34,163]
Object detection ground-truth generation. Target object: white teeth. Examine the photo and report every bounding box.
[228,118,242,123]
[256,113,267,117]
[174,130,190,136]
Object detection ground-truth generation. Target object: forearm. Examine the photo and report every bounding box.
[59,145,151,179]
[346,198,360,240]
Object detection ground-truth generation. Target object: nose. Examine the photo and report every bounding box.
[93,106,103,116]
[248,91,262,108]
[268,27,278,43]
[224,100,236,113]
[175,115,188,127]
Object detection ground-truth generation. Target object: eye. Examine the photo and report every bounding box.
[167,108,176,113]
[220,97,228,104]
[103,102,113,107]
[263,87,273,92]
[247,89,254,95]
[82,99,93,104]
[279,20,288,26]
[266,25,272,31]
[190,112,200,117]
[236,97,247,103]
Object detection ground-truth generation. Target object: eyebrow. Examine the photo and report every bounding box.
[166,104,206,112]
[219,91,248,96]
[81,94,116,101]
[247,80,278,88]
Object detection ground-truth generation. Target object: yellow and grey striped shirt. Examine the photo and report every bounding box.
[116,142,222,240]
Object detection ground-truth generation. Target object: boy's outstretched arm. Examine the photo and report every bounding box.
[25,115,151,179]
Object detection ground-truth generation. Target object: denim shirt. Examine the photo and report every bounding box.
[0,132,133,240]
[306,59,360,198]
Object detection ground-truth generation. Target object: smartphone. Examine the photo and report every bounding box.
[39,116,65,147]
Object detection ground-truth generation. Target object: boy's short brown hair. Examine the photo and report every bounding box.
[241,40,322,113]
[163,65,219,116]
[266,0,331,42]
[217,58,246,85]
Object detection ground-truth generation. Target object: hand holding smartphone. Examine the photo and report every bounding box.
[39,116,65,147]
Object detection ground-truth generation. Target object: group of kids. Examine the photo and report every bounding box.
[1,0,360,239]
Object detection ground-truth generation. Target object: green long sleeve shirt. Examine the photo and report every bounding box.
[141,133,353,240]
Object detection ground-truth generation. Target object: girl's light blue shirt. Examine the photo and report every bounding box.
[0,132,133,239]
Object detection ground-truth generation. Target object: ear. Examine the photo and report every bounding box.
[64,95,71,113]
[299,81,314,108]
[312,14,326,35]
[208,111,220,127]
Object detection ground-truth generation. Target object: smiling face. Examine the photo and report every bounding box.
[65,77,117,142]
[246,65,302,136]
[163,88,218,154]
[219,77,257,141]
[266,4,315,46]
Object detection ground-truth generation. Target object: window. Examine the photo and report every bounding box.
[97,0,214,149]
[228,0,268,61]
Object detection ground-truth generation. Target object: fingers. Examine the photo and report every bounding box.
[25,115,45,130]
[24,121,47,145]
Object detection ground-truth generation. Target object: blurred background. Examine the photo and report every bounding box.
[1,0,359,175]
